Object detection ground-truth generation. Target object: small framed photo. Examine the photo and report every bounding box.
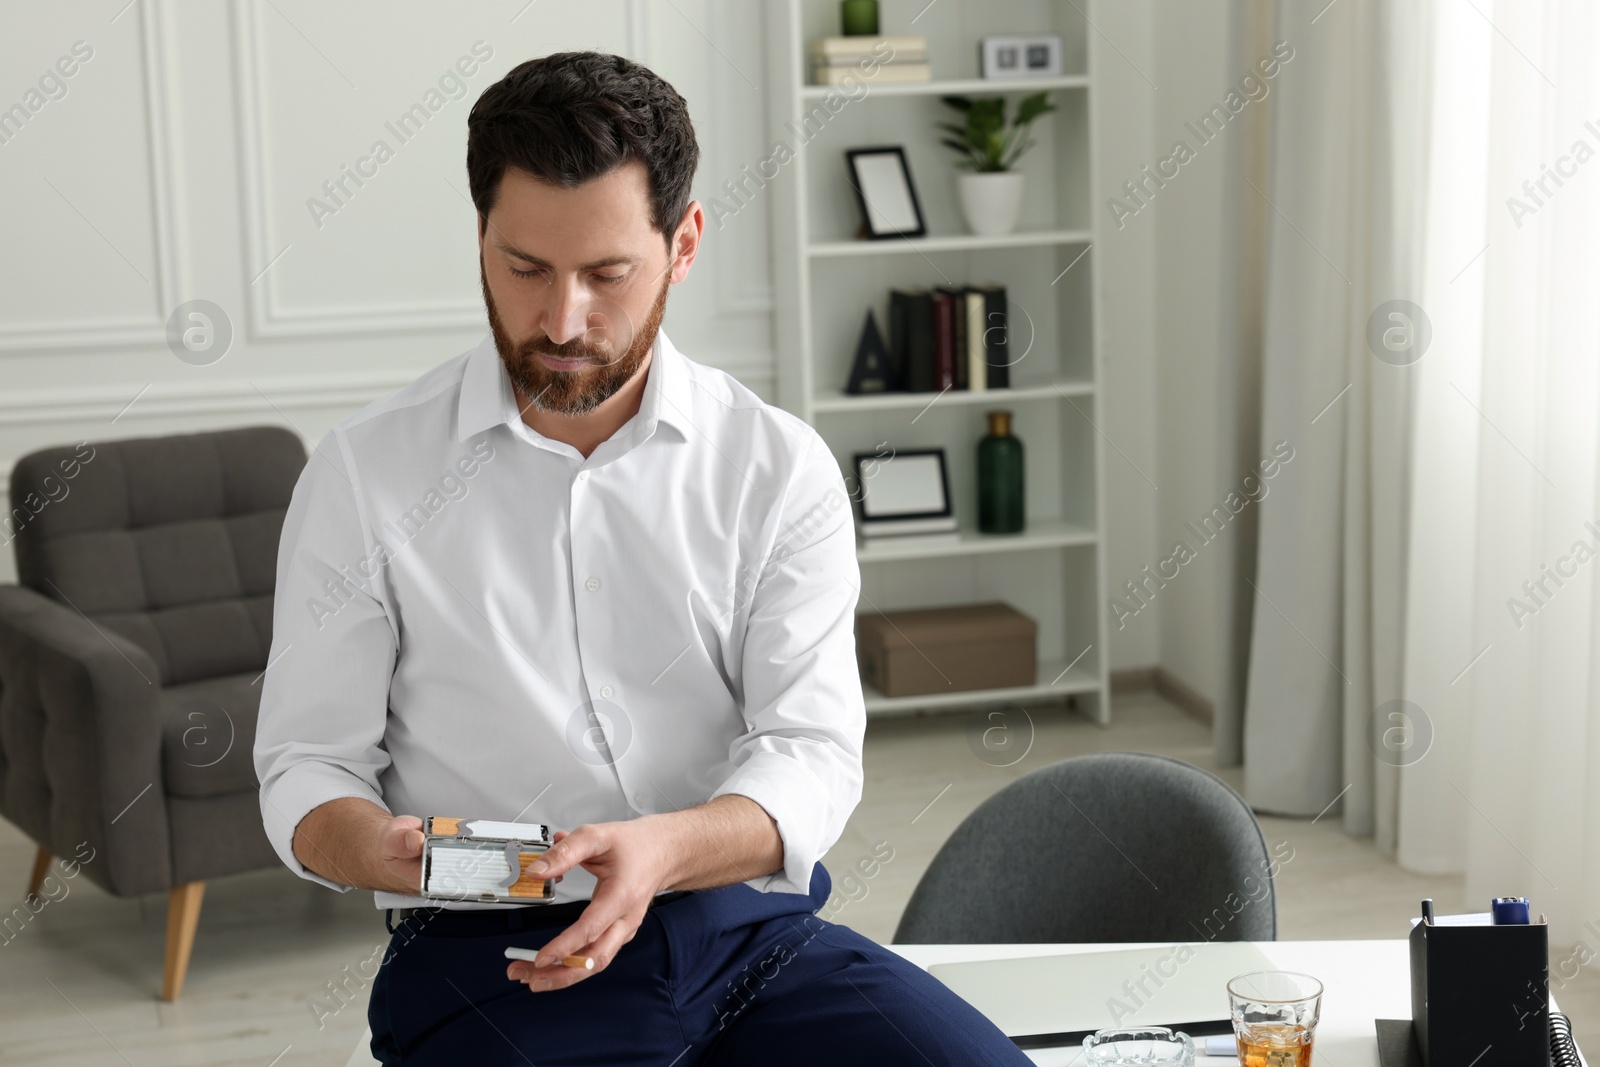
[844,146,927,240]
[980,34,1064,79]
[853,448,957,537]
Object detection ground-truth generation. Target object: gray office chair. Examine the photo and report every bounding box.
[0,427,306,999]
[893,752,1277,944]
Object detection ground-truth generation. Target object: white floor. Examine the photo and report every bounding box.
[1,690,1593,1065]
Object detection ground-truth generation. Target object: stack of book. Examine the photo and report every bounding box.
[888,284,1011,393]
[808,35,930,85]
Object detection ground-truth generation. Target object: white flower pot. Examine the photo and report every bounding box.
[957,171,1026,236]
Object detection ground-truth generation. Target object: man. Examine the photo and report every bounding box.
[255,51,1030,1065]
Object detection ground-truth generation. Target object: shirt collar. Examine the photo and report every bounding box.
[457,329,694,446]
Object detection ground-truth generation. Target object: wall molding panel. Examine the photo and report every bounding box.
[229,0,486,339]
[229,0,658,341]
[709,0,775,318]
[626,0,650,61]
[3,0,782,516]
[0,0,182,353]
[0,369,420,429]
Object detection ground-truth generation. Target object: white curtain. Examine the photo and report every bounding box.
[1237,0,1600,943]
[1234,0,1433,854]
[1402,0,1600,946]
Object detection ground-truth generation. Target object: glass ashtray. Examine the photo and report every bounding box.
[1083,1027,1197,1067]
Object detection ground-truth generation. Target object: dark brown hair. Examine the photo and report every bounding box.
[466,52,699,244]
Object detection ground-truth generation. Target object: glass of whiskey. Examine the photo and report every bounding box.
[1227,971,1323,1067]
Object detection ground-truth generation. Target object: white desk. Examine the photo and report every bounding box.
[346,939,1566,1067]
[890,940,1412,1067]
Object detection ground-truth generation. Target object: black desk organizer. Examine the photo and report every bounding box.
[1378,903,1551,1067]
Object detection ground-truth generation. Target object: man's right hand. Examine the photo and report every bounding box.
[293,797,425,895]
[375,814,426,893]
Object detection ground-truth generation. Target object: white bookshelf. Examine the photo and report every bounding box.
[798,73,1089,100]
[812,376,1091,414]
[807,227,1090,258]
[854,517,1096,564]
[765,0,1110,722]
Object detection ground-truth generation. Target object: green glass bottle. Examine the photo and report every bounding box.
[978,409,1025,534]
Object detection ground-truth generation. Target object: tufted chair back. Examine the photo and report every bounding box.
[9,427,306,685]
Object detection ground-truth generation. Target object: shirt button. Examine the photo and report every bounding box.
[585,576,601,592]
[577,470,589,480]
[600,685,614,699]
[632,792,647,807]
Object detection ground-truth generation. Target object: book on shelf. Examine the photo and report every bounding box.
[931,289,958,392]
[934,286,969,390]
[811,51,928,68]
[974,283,1010,389]
[889,288,934,392]
[885,284,1011,395]
[811,63,931,85]
[808,34,930,85]
[808,34,927,60]
[965,290,988,395]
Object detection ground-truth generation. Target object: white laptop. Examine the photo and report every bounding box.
[927,941,1276,1048]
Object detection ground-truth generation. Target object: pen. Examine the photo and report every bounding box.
[504,947,595,970]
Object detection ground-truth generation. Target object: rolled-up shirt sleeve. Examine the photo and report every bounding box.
[711,431,865,895]
[254,431,397,892]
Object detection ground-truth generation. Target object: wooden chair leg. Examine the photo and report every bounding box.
[162,881,205,1002]
[26,847,51,900]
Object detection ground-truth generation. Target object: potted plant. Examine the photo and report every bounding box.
[937,91,1056,236]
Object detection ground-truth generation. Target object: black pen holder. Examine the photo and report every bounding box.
[1409,914,1550,1067]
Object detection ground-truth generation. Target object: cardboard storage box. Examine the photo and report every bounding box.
[856,602,1037,698]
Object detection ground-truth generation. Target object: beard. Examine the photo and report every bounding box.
[482,260,670,418]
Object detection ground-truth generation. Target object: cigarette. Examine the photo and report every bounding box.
[504,947,594,970]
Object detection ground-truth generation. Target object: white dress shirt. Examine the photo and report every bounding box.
[253,329,865,908]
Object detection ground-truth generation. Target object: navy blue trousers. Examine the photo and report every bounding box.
[367,864,1031,1065]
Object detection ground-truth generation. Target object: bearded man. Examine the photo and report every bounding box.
[255,49,1031,1067]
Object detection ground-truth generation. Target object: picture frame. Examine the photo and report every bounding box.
[844,146,927,239]
[979,34,1064,79]
[852,447,957,537]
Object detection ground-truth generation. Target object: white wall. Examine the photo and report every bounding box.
[1087,0,1162,672]
[0,0,775,582]
[1095,1,1243,701]
[2,0,1188,686]
[1151,2,1236,702]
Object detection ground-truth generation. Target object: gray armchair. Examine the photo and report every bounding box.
[0,426,306,999]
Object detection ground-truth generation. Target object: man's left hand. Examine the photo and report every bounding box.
[503,795,784,992]
[504,819,670,992]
